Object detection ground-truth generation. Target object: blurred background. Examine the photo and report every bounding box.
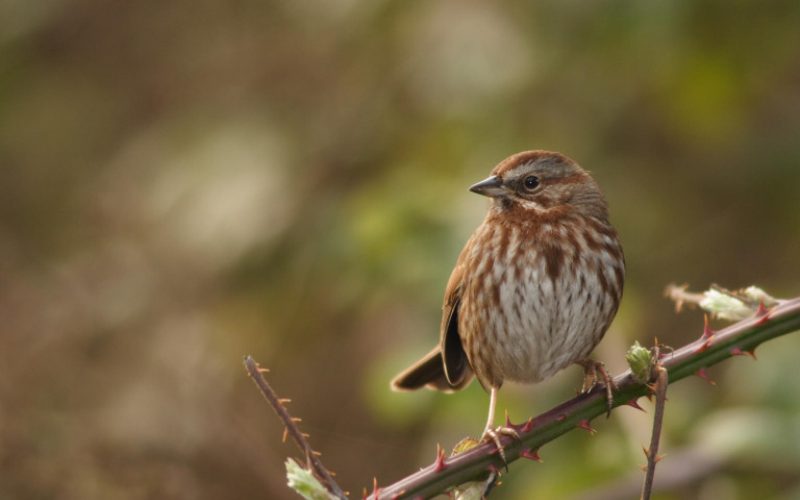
[2,1,800,498]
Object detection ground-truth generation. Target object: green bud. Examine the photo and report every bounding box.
[742,286,779,307]
[700,289,752,321]
[451,437,480,455]
[285,458,336,500]
[626,341,653,383]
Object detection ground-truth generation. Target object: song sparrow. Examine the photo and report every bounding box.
[391,150,624,444]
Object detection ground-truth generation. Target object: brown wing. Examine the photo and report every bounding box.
[438,244,473,389]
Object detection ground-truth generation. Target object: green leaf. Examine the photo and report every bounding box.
[285,458,336,500]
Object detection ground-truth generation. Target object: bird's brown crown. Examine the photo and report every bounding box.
[491,150,586,181]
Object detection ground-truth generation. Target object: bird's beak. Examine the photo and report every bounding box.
[469,175,505,197]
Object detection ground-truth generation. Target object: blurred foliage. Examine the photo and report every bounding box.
[2,1,800,499]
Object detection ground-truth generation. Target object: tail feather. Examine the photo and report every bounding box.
[391,347,472,392]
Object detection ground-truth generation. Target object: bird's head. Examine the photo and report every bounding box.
[470,150,609,220]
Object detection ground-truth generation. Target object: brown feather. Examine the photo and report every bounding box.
[438,242,472,390]
[441,297,470,387]
[390,347,471,392]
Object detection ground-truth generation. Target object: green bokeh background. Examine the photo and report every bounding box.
[2,1,800,499]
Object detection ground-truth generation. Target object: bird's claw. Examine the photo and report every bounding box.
[578,359,616,416]
[481,426,520,467]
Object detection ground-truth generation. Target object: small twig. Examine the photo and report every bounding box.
[664,283,705,313]
[641,364,668,500]
[666,283,785,319]
[244,356,347,500]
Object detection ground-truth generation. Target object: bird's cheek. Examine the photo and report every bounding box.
[497,197,514,210]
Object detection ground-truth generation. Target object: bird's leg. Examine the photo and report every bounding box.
[480,387,519,465]
[577,358,616,415]
[483,386,498,435]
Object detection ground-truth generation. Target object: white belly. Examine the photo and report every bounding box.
[493,258,610,382]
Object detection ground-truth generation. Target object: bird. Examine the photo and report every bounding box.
[391,150,624,449]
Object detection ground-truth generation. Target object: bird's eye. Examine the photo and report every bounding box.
[523,175,540,190]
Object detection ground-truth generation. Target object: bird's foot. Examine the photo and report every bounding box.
[481,425,520,466]
[577,359,616,416]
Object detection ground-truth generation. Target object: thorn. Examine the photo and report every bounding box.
[301,432,310,438]
[694,319,715,353]
[311,450,322,457]
[504,409,514,429]
[372,477,380,499]
[556,414,567,422]
[702,314,715,339]
[291,417,302,423]
[282,427,288,443]
[694,336,714,354]
[278,398,292,404]
[730,346,757,359]
[578,419,597,435]
[519,448,542,462]
[257,367,270,373]
[433,444,447,472]
[520,417,535,433]
[695,368,716,385]
[329,470,336,476]
[642,446,650,457]
[753,301,771,325]
[655,454,665,463]
[625,398,646,412]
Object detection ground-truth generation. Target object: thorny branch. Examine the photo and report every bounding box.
[364,292,800,499]
[244,356,347,500]
[641,363,668,500]
[246,288,800,499]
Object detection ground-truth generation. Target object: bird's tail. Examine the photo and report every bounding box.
[390,347,472,392]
